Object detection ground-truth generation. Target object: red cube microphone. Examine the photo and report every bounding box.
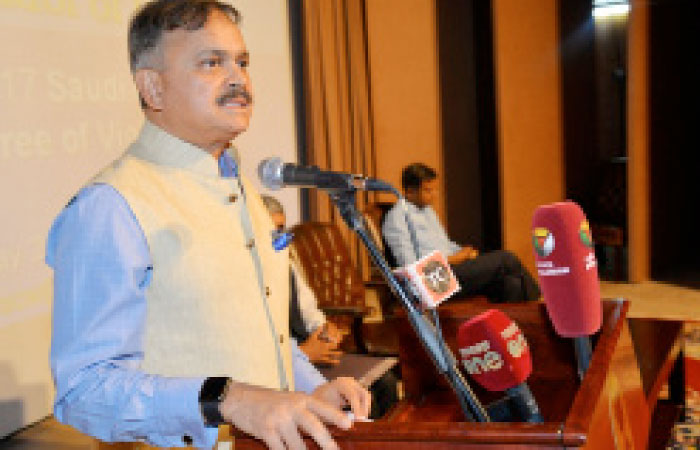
[457,309,543,423]
[531,201,602,379]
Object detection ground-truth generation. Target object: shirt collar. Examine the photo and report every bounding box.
[404,200,429,213]
[130,121,238,178]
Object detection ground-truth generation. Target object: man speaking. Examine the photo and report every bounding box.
[46,1,369,449]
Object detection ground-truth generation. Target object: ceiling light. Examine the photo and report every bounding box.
[593,0,630,18]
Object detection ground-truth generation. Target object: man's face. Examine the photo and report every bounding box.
[139,9,252,154]
[406,178,438,208]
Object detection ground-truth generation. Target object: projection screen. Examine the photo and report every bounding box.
[0,0,299,437]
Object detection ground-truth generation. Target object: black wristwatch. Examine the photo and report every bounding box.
[199,377,231,427]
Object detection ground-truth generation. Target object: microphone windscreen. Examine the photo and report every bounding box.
[257,157,284,190]
[457,309,532,392]
[531,201,601,337]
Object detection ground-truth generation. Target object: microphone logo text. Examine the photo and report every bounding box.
[585,252,597,271]
[459,328,527,375]
[507,333,527,358]
[461,347,504,375]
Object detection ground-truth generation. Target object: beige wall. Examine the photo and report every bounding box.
[492,0,565,274]
[364,0,565,271]
[0,0,297,436]
[234,0,299,223]
[365,0,444,219]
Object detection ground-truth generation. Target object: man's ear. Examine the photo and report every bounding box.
[133,69,164,111]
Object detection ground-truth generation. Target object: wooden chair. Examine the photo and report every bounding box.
[291,221,399,356]
[362,201,399,278]
[361,201,403,328]
[590,157,627,281]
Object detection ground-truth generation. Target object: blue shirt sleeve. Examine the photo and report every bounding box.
[426,207,461,256]
[46,184,218,448]
[290,339,327,393]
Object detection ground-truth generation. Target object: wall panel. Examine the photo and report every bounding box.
[365,0,444,219]
[492,0,565,274]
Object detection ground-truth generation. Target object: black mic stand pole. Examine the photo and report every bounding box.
[326,187,490,422]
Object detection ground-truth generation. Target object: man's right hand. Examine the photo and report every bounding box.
[219,381,353,450]
[299,327,343,366]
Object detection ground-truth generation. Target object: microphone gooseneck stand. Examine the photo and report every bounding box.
[573,336,593,381]
[326,186,490,422]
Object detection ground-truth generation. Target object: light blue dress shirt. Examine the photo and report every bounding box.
[382,201,461,267]
[47,152,325,449]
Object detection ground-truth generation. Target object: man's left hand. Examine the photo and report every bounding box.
[320,322,346,345]
[464,246,479,259]
[448,246,479,265]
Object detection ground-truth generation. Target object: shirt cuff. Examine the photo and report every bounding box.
[291,340,327,394]
[305,315,326,334]
[152,376,218,448]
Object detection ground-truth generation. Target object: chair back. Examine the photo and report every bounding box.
[362,201,398,272]
[290,222,365,312]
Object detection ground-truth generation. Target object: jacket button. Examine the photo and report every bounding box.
[265,286,271,297]
[279,334,284,343]
[228,193,238,202]
[246,239,255,249]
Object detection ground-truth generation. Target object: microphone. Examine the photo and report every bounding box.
[457,309,544,423]
[275,155,490,421]
[258,157,396,193]
[531,201,602,379]
[393,250,461,309]
[391,251,490,422]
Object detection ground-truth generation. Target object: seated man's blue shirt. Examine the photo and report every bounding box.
[382,201,461,267]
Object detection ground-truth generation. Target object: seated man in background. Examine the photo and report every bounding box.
[261,195,399,419]
[261,195,346,366]
[382,163,540,303]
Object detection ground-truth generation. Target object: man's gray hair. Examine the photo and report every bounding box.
[260,195,284,215]
[128,0,241,73]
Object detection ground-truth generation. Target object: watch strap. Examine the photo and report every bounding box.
[199,377,231,427]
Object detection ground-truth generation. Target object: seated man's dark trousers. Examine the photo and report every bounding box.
[450,250,540,303]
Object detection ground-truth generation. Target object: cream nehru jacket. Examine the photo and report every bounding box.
[93,121,293,390]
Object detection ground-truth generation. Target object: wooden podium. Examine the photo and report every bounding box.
[99,298,682,449]
[230,298,652,449]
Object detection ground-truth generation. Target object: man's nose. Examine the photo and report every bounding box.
[226,63,246,86]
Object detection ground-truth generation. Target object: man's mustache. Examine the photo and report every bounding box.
[217,85,253,106]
